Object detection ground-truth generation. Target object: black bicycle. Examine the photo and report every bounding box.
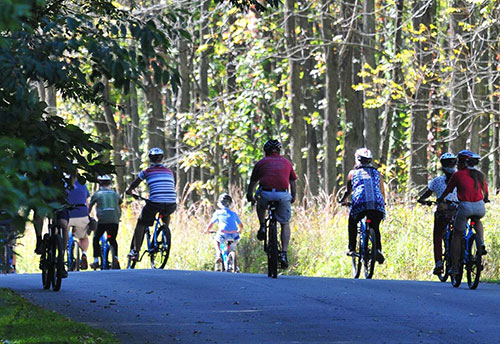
[451,217,483,289]
[39,211,66,291]
[264,201,280,279]
[127,195,172,270]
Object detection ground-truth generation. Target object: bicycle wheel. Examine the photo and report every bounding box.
[466,234,482,290]
[41,234,51,289]
[351,227,362,279]
[438,237,450,282]
[228,251,237,273]
[69,240,80,272]
[151,226,171,269]
[451,240,465,288]
[267,220,279,278]
[363,227,377,279]
[52,234,64,291]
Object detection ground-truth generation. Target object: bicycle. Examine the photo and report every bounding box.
[263,200,280,279]
[67,230,81,272]
[39,211,67,291]
[126,195,172,270]
[0,216,16,274]
[451,217,483,289]
[210,232,239,273]
[98,233,118,270]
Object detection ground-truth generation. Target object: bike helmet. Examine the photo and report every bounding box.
[355,148,373,165]
[439,153,457,168]
[263,139,282,153]
[457,149,480,166]
[217,193,233,208]
[97,175,112,182]
[148,147,164,162]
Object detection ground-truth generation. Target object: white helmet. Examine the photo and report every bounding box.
[97,175,112,182]
[355,148,373,161]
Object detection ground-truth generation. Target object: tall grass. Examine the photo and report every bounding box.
[13,194,500,282]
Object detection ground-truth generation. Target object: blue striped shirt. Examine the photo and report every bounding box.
[138,164,177,203]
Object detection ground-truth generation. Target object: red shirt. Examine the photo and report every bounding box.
[250,153,297,190]
[444,169,488,202]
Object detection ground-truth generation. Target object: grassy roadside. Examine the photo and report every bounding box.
[0,288,119,344]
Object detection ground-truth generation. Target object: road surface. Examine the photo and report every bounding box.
[1,270,500,343]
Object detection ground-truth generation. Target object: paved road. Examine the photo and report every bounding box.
[1,270,500,343]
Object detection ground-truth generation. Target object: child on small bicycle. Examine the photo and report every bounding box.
[417,153,459,275]
[204,193,243,268]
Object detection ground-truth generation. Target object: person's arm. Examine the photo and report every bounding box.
[246,180,258,203]
[237,222,243,234]
[438,174,456,202]
[205,221,214,234]
[379,174,386,200]
[126,177,142,195]
[290,179,297,204]
[417,188,433,204]
[339,171,354,203]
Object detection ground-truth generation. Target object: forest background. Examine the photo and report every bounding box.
[1,0,499,279]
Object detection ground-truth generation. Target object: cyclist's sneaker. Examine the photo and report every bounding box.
[257,226,266,241]
[80,254,88,270]
[279,251,289,269]
[90,262,100,270]
[346,250,355,257]
[112,258,121,270]
[128,249,139,261]
[62,268,68,278]
[376,250,385,264]
[481,245,487,256]
[433,260,444,275]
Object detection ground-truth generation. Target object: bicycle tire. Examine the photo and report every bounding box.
[267,220,278,279]
[364,227,377,279]
[466,234,481,290]
[228,251,237,273]
[41,234,51,289]
[352,225,362,279]
[451,239,465,288]
[69,240,80,272]
[52,234,64,291]
[151,226,171,269]
[438,237,450,282]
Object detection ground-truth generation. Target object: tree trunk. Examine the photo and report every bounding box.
[127,81,141,179]
[409,0,435,188]
[320,0,339,195]
[45,86,57,116]
[362,0,379,160]
[103,79,126,194]
[380,0,404,166]
[285,0,306,199]
[340,0,363,180]
[144,79,165,152]
[449,0,469,152]
[199,0,211,101]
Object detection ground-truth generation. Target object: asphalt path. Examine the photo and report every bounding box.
[1,270,500,343]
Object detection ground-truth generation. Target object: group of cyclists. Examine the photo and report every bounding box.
[23,139,489,280]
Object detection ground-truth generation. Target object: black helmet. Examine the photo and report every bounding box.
[217,193,232,208]
[263,139,282,153]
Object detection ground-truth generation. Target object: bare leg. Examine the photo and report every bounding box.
[474,219,484,245]
[280,222,291,252]
[79,236,89,252]
[213,240,222,259]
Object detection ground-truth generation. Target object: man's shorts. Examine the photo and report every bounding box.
[69,216,90,239]
[256,189,292,224]
[138,201,177,227]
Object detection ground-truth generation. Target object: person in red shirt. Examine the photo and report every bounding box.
[439,150,489,276]
[246,139,297,269]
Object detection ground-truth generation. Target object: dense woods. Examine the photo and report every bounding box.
[1,0,500,222]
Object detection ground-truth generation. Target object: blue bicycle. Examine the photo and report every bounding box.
[451,217,483,289]
[210,232,238,273]
[127,195,171,269]
[351,214,377,279]
[67,230,82,272]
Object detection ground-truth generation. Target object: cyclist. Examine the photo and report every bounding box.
[126,148,177,261]
[339,148,386,263]
[89,175,122,270]
[205,193,243,269]
[67,175,91,270]
[438,149,489,277]
[0,210,16,273]
[417,153,459,275]
[246,139,297,269]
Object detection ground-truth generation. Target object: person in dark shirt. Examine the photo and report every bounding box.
[246,139,297,269]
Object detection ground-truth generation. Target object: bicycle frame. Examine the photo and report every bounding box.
[356,218,369,259]
[100,233,112,269]
[219,239,235,271]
